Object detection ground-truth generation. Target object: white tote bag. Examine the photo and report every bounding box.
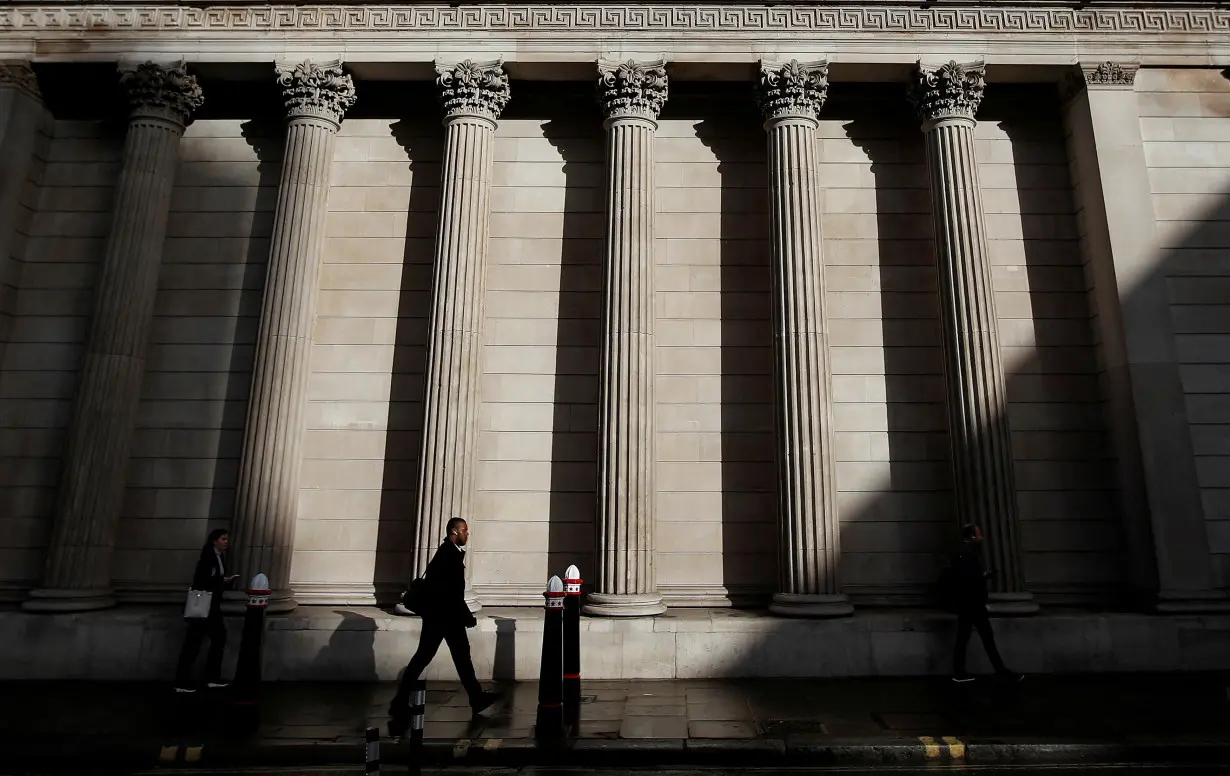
[184,589,212,619]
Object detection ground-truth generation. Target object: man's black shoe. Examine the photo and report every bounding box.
[470,691,501,715]
[951,674,975,683]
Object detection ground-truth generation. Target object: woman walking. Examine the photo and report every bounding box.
[174,528,238,693]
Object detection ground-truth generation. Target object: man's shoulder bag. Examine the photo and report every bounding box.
[400,575,429,615]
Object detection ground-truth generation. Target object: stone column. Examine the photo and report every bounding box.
[409,60,510,611]
[909,60,1036,614]
[1063,62,1228,612]
[755,60,851,618]
[23,62,202,612]
[227,60,356,613]
[0,63,47,352]
[583,60,668,618]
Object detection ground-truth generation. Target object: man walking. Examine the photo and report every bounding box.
[389,518,500,730]
[949,523,1023,683]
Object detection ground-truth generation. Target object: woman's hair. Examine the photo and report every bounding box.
[199,529,229,565]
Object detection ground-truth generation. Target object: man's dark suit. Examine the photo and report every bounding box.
[951,541,1008,676]
[391,541,483,712]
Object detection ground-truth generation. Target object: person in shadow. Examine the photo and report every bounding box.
[174,528,239,693]
[948,523,1024,683]
[388,518,500,731]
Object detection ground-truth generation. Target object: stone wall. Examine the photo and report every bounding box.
[115,119,275,602]
[0,82,1153,607]
[0,119,112,600]
[1139,68,1230,589]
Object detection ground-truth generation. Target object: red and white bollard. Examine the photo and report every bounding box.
[535,575,565,744]
[233,572,269,706]
[562,565,582,733]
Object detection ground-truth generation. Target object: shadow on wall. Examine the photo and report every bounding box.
[199,119,282,548]
[541,112,602,594]
[845,89,952,607]
[708,80,1230,677]
[692,104,777,609]
[372,115,441,607]
[307,609,379,681]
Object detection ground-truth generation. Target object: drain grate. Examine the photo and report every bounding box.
[757,719,828,736]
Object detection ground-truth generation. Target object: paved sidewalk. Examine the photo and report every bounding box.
[3,675,1230,769]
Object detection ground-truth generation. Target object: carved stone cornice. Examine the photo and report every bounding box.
[1061,60,1140,101]
[1083,60,1139,87]
[435,59,510,122]
[118,61,203,126]
[0,62,41,102]
[275,60,357,125]
[756,59,829,123]
[2,6,1228,36]
[597,59,668,123]
[909,60,985,124]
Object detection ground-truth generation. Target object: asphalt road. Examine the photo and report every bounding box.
[7,766,1230,775]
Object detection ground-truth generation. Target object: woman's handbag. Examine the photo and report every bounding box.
[184,589,213,619]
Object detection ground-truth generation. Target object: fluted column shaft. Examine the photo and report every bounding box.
[229,61,355,613]
[24,63,202,613]
[757,60,851,618]
[410,60,510,611]
[911,61,1035,614]
[585,59,667,617]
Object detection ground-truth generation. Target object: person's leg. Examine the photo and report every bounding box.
[972,610,1010,673]
[443,625,484,702]
[952,610,974,679]
[203,615,228,683]
[175,619,207,687]
[391,620,446,712]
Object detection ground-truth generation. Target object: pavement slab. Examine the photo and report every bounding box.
[1,674,1229,770]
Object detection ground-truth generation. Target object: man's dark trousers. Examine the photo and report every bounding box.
[393,617,483,707]
[953,605,1007,676]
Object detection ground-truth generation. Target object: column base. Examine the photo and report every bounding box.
[769,592,854,618]
[583,592,667,617]
[986,592,1039,616]
[1153,589,1230,614]
[21,587,116,613]
[221,588,297,615]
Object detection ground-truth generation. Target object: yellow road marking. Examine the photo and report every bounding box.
[942,736,966,759]
[158,745,178,762]
[183,746,203,763]
[918,735,942,759]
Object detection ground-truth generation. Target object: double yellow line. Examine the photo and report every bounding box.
[158,744,203,763]
[918,735,966,761]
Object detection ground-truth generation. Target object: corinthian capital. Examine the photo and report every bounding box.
[435,59,510,123]
[756,59,829,123]
[909,60,985,124]
[118,61,203,127]
[275,60,357,126]
[597,59,668,122]
[0,62,41,101]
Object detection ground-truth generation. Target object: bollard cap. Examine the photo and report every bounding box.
[249,572,270,592]
[545,575,565,609]
[564,564,582,595]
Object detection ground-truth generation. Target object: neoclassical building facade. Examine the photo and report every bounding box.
[1,2,1229,678]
